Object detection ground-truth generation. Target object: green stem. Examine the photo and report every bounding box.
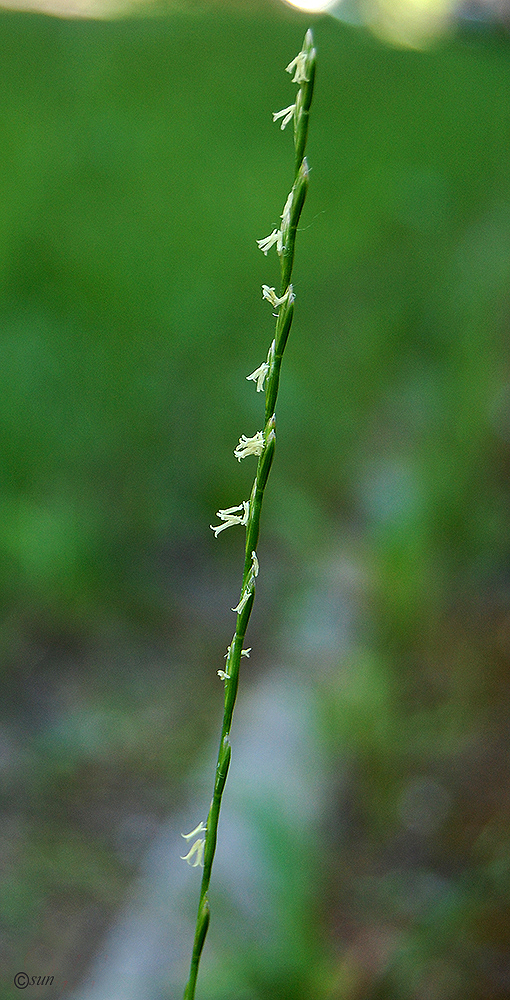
[183,29,316,1000]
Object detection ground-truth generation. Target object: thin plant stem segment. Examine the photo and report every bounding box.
[183,29,316,1000]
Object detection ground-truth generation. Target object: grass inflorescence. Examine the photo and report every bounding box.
[182,29,316,1000]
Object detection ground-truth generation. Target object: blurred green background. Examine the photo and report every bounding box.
[1,0,510,996]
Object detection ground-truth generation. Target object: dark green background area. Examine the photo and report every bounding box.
[1,2,510,997]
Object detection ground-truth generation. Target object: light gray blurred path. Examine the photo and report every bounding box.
[65,669,326,1000]
[66,548,357,999]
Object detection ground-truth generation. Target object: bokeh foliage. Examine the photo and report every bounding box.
[1,1,510,997]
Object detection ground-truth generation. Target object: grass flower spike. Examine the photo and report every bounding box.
[232,551,259,614]
[231,589,251,615]
[286,52,309,84]
[180,840,205,868]
[209,501,249,536]
[233,430,265,461]
[246,360,269,392]
[218,645,251,680]
[224,643,251,659]
[285,29,313,83]
[181,821,207,867]
[272,103,296,129]
[256,228,283,256]
[281,189,294,236]
[183,29,316,1000]
[262,284,292,308]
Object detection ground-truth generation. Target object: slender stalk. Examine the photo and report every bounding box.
[183,30,316,1000]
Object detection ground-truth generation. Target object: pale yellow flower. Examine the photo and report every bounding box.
[256,229,284,256]
[281,190,294,235]
[233,431,265,462]
[285,46,310,84]
[210,501,249,537]
[261,285,292,308]
[231,552,259,614]
[272,103,296,130]
[181,821,207,867]
[246,361,269,392]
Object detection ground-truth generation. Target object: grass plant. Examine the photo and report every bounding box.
[182,29,316,1000]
